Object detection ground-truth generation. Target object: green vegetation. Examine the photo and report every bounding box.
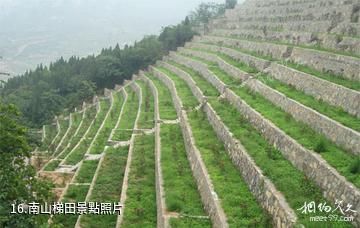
[0,102,52,227]
[146,73,177,119]
[256,74,360,132]
[209,98,351,227]
[161,124,211,227]
[156,67,199,110]
[39,124,58,151]
[74,160,99,184]
[64,99,111,165]
[153,67,269,227]
[186,49,360,132]
[112,87,139,141]
[59,105,97,159]
[89,92,124,154]
[54,111,83,155]
[52,185,90,227]
[167,62,219,97]
[136,81,155,129]
[199,41,360,91]
[1,7,210,127]
[282,61,360,91]
[188,109,270,227]
[172,62,352,226]
[49,118,70,153]
[80,146,129,227]
[183,58,360,188]
[122,134,156,227]
[43,159,61,171]
[224,34,360,59]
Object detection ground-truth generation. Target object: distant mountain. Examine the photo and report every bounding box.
[0,0,225,76]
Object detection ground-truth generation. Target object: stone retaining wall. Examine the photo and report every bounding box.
[202,103,297,227]
[187,41,360,118]
[290,47,360,81]
[157,60,298,227]
[140,76,168,228]
[179,47,251,82]
[198,35,360,81]
[223,75,360,227]
[149,67,229,228]
[157,61,207,103]
[187,41,271,70]
[211,29,360,56]
[168,53,227,94]
[265,63,360,118]
[178,47,360,154]
[245,78,360,155]
[199,35,291,60]
[169,54,360,225]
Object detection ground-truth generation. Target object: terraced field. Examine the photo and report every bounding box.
[34,0,359,227]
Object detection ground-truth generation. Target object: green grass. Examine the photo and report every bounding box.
[156,67,199,110]
[256,74,360,132]
[182,59,360,188]
[209,98,352,227]
[187,49,360,132]
[74,160,99,183]
[122,134,156,227]
[188,109,271,227]
[64,99,111,165]
[161,124,211,227]
[89,92,124,154]
[167,61,219,97]
[199,41,360,91]
[112,87,139,141]
[282,61,360,91]
[170,217,211,228]
[80,146,129,227]
[40,124,58,151]
[51,185,90,228]
[222,34,360,59]
[43,159,61,171]
[146,73,178,120]
[54,111,83,156]
[136,80,155,129]
[48,118,70,153]
[153,66,270,227]
[174,62,352,226]
[234,86,360,187]
[59,105,97,159]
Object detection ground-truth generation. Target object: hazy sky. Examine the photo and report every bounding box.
[0,0,237,75]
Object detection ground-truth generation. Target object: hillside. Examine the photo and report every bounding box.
[33,0,359,227]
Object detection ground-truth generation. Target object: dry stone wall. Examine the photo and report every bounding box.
[168,54,360,225]
[157,61,207,104]
[178,47,360,154]
[158,60,298,227]
[245,78,360,155]
[289,47,360,81]
[202,103,297,227]
[149,67,229,228]
[211,29,360,56]
[265,63,360,118]
[168,52,227,94]
[187,41,271,70]
[139,76,168,228]
[198,35,360,81]
[187,41,360,119]
[179,47,251,82]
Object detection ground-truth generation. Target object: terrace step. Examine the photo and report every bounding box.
[185,42,360,118]
[168,52,360,226]
[178,47,360,155]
